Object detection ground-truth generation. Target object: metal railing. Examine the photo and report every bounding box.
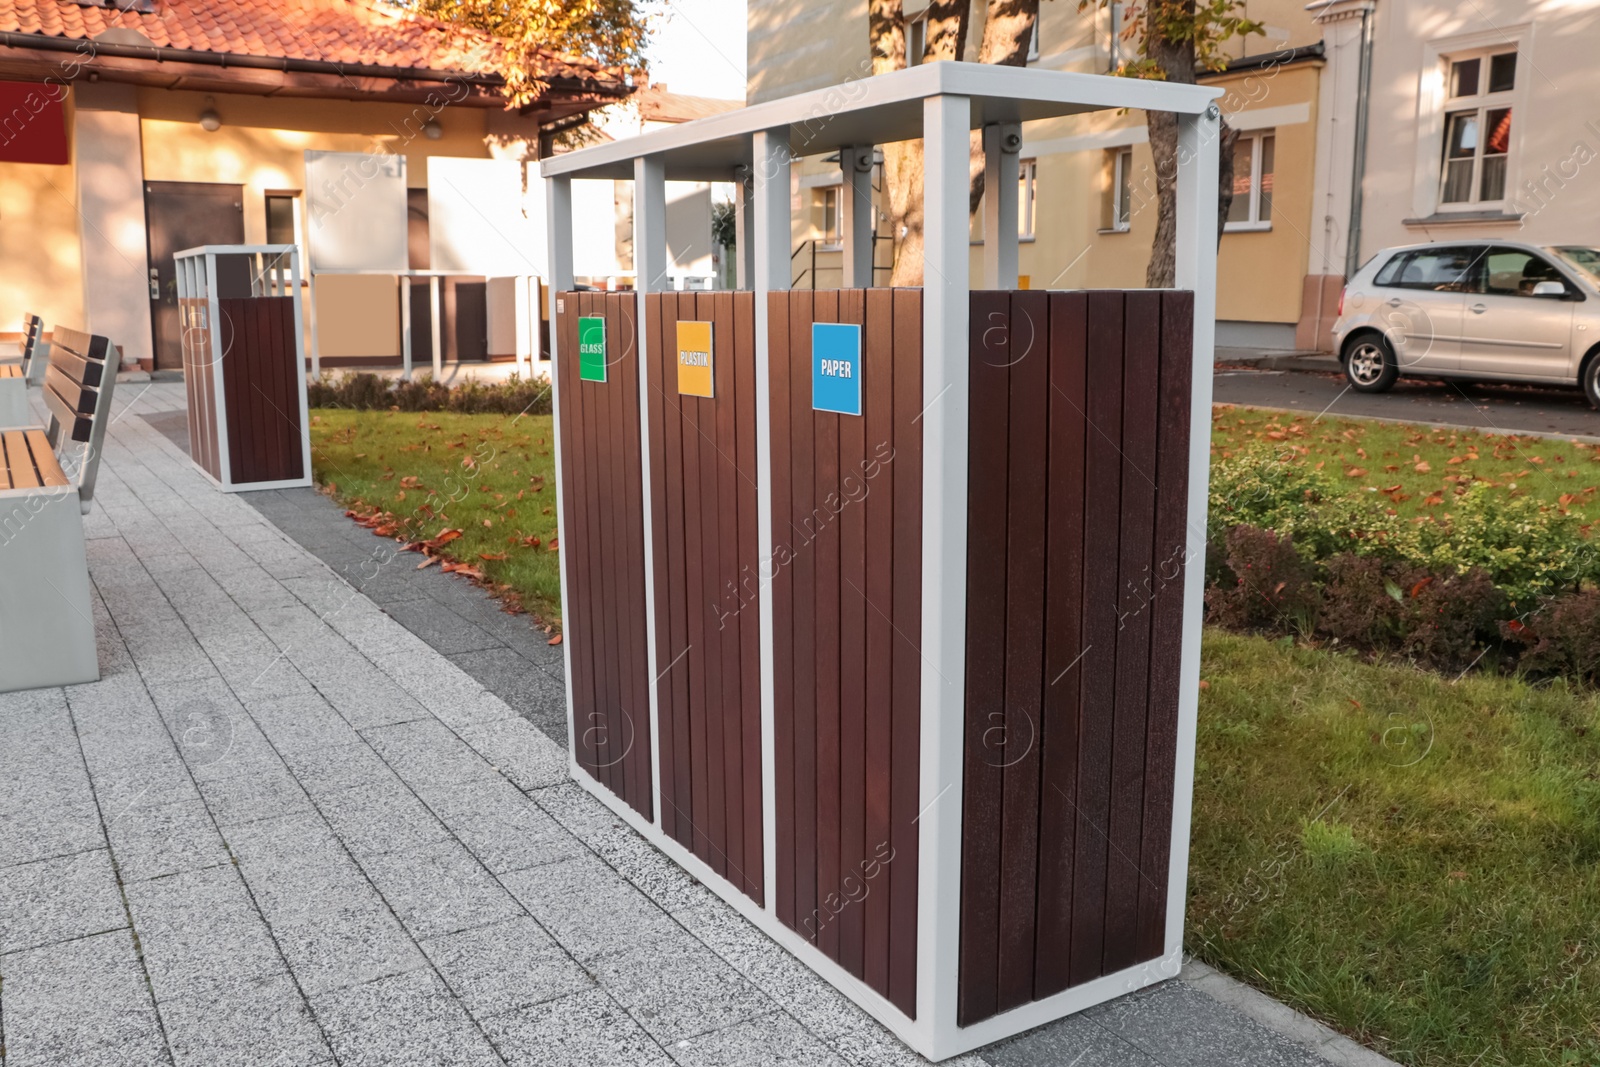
[790,235,896,288]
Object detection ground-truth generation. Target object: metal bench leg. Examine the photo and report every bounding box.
[0,378,28,428]
[0,487,99,692]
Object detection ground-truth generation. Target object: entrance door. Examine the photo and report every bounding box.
[145,181,245,371]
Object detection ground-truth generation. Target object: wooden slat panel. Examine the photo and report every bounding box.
[887,286,922,1017]
[4,430,40,488]
[769,290,796,929]
[812,287,841,962]
[958,290,1011,1025]
[26,430,68,487]
[646,293,676,842]
[862,287,895,994]
[735,290,764,903]
[836,288,868,978]
[0,432,14,489]
[1069,291,1125,988]
[1035,292,1089,999]
[620,291,653,820]
[789,287,818,944]
[44,365,95,413]
[555,292,594,777]
[997,288,1050,1012]
[0,365,21,379]
[1138,291,1195,959]
[713,289,742,887]
[663,295,695,849]
[42,382,92,443]
[1103,291,1162,972]
[699,292,729,879]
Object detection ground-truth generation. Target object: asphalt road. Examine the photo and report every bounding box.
[1213,365,1600,441]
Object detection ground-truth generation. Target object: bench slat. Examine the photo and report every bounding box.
[3,430,41,489]
[0,436,9,490]
[25,429,68,487]
[43,378,93,443]
[48,345,104,388]
[0,365,20,379]
[49,326,109,366]
[45,364,97,414]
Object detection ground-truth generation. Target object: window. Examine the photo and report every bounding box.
[1017,158,1037,240]
[1027,19,1040,62]
[1476,248,1571,298]
[1373,246,1479,292]
[817,185,842,248]
[1440,48,1515,205]
[1108,2,1127,70]
[265,193,298,246]
[1225,131,1274,230]
[1104,147,1133,232]
[907,9,928,65]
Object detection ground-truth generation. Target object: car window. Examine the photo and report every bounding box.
[1479,248,1566,297]
[1376,247,1478,292]
[1553,246,1600,286]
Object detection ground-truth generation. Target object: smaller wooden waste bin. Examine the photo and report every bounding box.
[174,245,312,492]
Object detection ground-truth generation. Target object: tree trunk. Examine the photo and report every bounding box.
[1143,0,1237,287]
[966,0,1039,215]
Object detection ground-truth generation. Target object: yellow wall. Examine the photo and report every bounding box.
[138,89,503,241]
[0,89,82,335]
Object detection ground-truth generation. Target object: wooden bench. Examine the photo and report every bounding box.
[0,326,117,692]
[0,314,47,426]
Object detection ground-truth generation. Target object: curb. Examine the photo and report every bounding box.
[1179,959,1402,1067]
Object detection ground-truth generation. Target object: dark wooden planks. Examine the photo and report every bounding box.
[1138,291,1195,959]
[641,290,764,904]
[958,290,1011,1027]
[1035,292,1088,999]
[768,287,921,1015]
[886,286,922,1018]
[218,296,303,485]
[957,288,1195,1024]
[553,290,653,820]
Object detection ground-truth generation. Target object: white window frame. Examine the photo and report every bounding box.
[1224,129,1274,233]
[1107,2,1128,71]
[1018,157,1037,241]
[1411,26,1530,220]
[1104,147,1133,233]
[817,184,843,250]
[1436,46,1517,210]
[907,9,928,66]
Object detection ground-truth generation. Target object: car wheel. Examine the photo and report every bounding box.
[1584,354,1600,411]
[1345,336,1399,393]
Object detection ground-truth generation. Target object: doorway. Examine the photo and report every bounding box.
[145,181,245,371]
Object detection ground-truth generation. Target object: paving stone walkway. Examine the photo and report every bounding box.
[1,381,1387,1067]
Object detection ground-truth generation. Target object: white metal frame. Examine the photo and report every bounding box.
[542,61,1221,1062]
[173,244,314,494]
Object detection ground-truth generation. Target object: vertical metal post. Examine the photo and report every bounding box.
[546,174,578,763]
[982,123,1021,290]
[734,165,755,291]
[1168,103,1221,960]
[917,91,971,1046]
[429,275,443,379]
[751,127,790,914]
[400,274,413,382]
[634,154,668,830]
[841,144,876,288]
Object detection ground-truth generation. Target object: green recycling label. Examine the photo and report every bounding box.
[578,316,606,382]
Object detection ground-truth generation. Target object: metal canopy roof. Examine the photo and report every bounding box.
[539,60,1223,182]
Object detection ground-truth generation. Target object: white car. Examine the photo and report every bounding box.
[1331,239,1600,409]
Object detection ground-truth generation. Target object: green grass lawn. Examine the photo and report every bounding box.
[309,409,563,624]
[1193,628,1600,1066]
[311,404,1600,1065]
[1212,405,1600,528]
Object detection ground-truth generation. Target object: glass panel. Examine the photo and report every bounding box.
[1017,163,1034,237]
[1482,250,1561,296]
[1554,246,1600,285]
[1259,134,1275,221]
[1116,151,1132,227]
[1374,252,1411,287]
[1445,111,1479,157]
[1480,108,1511,200]
[1228,136,1254,223]
[1395,247,1478,291]
[1451,57,1480,98]
[1488,51,1516,92]
[265,196,296,246]
[821,188,839,241]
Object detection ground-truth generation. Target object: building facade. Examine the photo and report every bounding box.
[749,0,1327,349]
[0,0,627,369]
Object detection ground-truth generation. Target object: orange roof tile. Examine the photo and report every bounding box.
[0,0,619,86]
